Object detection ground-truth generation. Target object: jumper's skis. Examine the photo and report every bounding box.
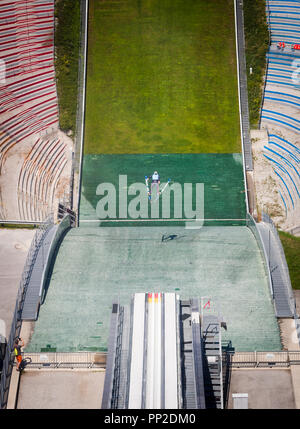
[145,176,151,200]
[151,178,171,203]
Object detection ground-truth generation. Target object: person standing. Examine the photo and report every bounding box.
[13,337,24,371]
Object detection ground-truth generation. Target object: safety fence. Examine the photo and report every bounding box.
[21,352,106,369]
[21,214,72,320]
[0,221,44,226]
[262,212,294,303]
[246,212,297,319]
[234,0,253,172]
[13,350,300,370]
[261,211,296,316]
[0,215,54,409]
[229,351,300,368]
[73,0,88,219]
[246,213,274,299]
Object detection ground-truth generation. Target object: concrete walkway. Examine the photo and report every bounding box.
[0,229,35,337]
[280,316,300,409]
[228,368,296,409]
[16,370,105,409]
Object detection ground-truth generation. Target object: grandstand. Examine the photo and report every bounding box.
[16,137,69,221]
[263,134,300,212]
[0,0,73,221]
[259,0,300,231]
[1,0,300,411]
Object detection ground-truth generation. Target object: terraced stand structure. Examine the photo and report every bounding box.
[0,0,73,221]
[259,0,300,230]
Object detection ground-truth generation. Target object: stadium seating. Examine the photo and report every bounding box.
[0,1,58,163]
[265,58,299,89]
[0,1,72,221]
[261,2,300,221]
[263,134,300,212]
[264,90,300,109]
[261,109,300,132]
[267,1,300,42]
[18,137,68,221]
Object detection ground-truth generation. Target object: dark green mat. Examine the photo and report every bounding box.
[79,153,246,225]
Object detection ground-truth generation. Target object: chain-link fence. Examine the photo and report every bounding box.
[235,0,253,172]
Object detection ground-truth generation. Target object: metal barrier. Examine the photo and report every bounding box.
[0,221,43,226]
[0,214,54,409]
[15,350,300,370]
[73,0,88,220]
[21,352,106,369]
[247,211,297,319]
[261,211,296,316]
[234,0,253,172]
[229,351,300,368]
[246,213,274,299]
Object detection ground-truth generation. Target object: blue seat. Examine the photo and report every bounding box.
[269,134,300,155]
[263,153,300,200]
[264,145,300,179]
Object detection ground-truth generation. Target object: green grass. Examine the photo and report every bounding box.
[279,231,300,290]
[55,0,81,133]
[0,224,36,229]
[85,0,240,154]
[243,0,269,127]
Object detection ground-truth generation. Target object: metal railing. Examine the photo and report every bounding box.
[13,350,300,370]
[0,220,43,226]
[234,0,253,172]
[261,211,296,316]
[0,214,54,409]
[246,213,274,299]
[228,351,300,368]
[73,0,88,221]
[20,352,106,369]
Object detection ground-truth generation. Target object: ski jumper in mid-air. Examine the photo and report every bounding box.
[145,171,160,201]
[151,171,160,184]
